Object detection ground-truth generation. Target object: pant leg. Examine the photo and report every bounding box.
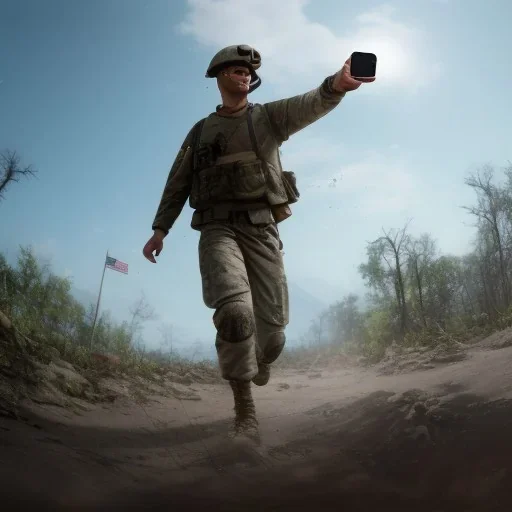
[235,222,289,365]
[198,222,258,381]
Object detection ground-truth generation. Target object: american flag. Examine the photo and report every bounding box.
[105,256,128,274]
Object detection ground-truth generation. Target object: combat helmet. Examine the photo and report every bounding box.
[205,44,262,93]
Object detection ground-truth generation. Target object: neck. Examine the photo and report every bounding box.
[218,90,248,114]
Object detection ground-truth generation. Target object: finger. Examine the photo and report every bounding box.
[351,77,375,84]
[155,248,161,256]
[142,246,157,263]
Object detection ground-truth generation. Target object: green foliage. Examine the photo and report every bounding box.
[304,162,512,363]
[0,246,169,377]
[0,246,86,342]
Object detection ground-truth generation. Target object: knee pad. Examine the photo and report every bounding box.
[213,302,255,343]
[263,331,286,363]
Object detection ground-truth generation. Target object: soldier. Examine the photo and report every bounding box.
[143,45,375,443]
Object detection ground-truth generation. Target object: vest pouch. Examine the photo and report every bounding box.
[282,171,300,204]
[231,159,267,201]
[194,166,232,204]
[271,203,293,224]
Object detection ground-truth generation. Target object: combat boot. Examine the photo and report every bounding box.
[229,380,260,444]
[252,361,271,386]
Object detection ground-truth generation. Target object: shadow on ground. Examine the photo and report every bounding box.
[1,388,512,511]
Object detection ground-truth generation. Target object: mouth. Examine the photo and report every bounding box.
[232,78,249,88]
[223,72,251,89]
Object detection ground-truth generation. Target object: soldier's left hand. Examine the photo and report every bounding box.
[332,56,376,92]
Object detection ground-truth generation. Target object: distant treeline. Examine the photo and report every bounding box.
[303,163,512,361]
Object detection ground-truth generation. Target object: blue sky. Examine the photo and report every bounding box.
[1,0,511,354]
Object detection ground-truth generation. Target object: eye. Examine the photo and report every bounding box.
[234,69,249,76]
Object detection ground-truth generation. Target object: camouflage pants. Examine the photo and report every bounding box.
[198,215,289,381]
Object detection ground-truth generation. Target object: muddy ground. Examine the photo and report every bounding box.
[2,331,512,511]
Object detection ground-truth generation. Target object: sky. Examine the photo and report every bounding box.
[1,0,511,355]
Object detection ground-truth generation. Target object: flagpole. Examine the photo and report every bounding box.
[90,250,108,350]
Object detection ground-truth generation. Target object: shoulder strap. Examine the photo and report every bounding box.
[190,118,206,171]
[246,104,262,159]
[247,105,284,241]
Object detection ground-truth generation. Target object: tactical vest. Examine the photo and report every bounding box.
[188,104,299,224]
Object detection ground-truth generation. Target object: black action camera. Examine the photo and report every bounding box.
[350,52,377,79]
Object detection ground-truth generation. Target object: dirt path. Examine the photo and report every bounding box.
[2,342,512,511]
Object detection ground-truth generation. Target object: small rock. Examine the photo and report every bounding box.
[0,311,12,330]
[53,358,76,372]
[406,401,428,421]
[48,362,94,398]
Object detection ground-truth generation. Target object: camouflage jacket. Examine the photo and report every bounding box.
[151,75,346,235]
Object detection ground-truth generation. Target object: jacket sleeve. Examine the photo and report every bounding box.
[263,75,346,145]
[151,124,197,235]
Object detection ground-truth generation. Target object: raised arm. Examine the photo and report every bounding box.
[264,56,375,144]
[264,75,346,144]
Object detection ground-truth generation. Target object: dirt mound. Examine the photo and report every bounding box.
[0,311,205,416]
[376,341,468,375]
[474,327,512,350]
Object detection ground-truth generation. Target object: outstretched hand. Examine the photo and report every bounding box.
[332,56,376,93]
[143,231,165,263]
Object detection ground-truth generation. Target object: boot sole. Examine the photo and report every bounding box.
[252,364,270,386]
[251,374,270,386]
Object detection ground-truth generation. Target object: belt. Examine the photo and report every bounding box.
[191,201,273,227]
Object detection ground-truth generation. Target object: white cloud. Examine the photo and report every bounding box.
[299,148,423,216]
[281,136,346,175]
[179,0,440,91]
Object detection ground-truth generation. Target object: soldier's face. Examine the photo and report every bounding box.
[218,66,251,94]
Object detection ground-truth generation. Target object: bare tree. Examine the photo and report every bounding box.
[190,339,203,361]
[372,223,411,335]
[0,150,36,201]
[309,310,328,346]
[159,321,175,357]
[463,166,510,310]
[128,291,156,345]
[407,233,437,328]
